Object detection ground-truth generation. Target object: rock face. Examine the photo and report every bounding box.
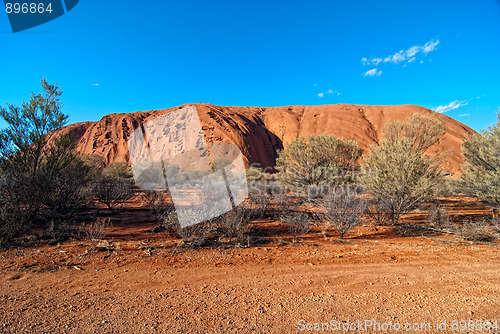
[49,103,475,175]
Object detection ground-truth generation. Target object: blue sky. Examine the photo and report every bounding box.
[1,0,499,131]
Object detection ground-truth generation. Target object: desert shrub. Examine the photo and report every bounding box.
[493,210,500,232]
[102,162,132,179]
[91,175,135,211]
[279,209,311,242]
[247,181,274,219]
[285,212,311,242]
[361,114,445,225]
[0,79,71,244]
[215,206,252,246]
[273,191,306,217]
[160,209,180,235]
[318,186,367,239]
[0,137,93,244]
[149,187,226,244]
[461,113,500,209]
[141,189,174,222]
[152,189,254,247]
[426,205,498,241]
[246,166,264,181]
[493,218,500,234]
[172,206,224,247]
[178,202,254,247]
[276,134,362,194]
[156,198,179,235]
[0,176,36,244]
[132,162,169,189]
[365,200,391,227]
[272,192,311,242]
[140,189,162,209]
[454,220,498,242]
[177,222,214,248]
[382,114,445,152]
[247,191,271,220]
[246,167,275,219]
[427,203,451,231]
[81,218,110,242]
[36,136,94,221]
[0,80,100,245]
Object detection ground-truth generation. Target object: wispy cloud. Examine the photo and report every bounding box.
[458,113,470,117]
[363,68,382,77]
[318,89,340,98]
[361,38,439,72]
[433,98,475,113]
[91,83,99,86]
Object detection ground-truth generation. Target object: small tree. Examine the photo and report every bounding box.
[276,134,362,193]
[216,205,252,246]
[275,193,311,243]
[36,135,93,221]
[0,134,93,242]
[362,114,445,225]
[0,80,93,244]
[91,175,135,211]
[383,114,445,152]
[319,187,367,239]
[461,113,500,208]
[0,78,67,175]
[102,162,132,179]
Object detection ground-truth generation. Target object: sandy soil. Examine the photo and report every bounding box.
[1,197,500,334]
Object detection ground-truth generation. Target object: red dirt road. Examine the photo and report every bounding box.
[1,233,500,334]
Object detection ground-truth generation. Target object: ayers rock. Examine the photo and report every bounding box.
[50,103,475,175]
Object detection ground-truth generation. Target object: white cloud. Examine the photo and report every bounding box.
[91,83,99,86]
[313,83,318,87]
[384,51,406,64]
[433,96,481,114]
[363,68,382,77]
[458,113,470,117]
[405,46,420,58]
[433,99,470,113]
[362,38,440,67]
[422,39,439,53]
[317,89,340,98]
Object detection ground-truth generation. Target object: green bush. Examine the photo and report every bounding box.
[0,80,97,245]
[91,175,134,211]
[461,113,500,209]
[318,186,367,239]
[362,114,445,225]
[276,134,362,193]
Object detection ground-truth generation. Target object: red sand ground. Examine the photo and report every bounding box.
[1,196,499,333]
